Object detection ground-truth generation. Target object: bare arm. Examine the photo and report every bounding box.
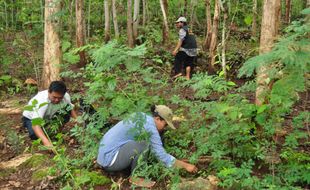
[32,125,52,147]
[172,40,183,56]
[70,108,78,119]
[174,159,198,173]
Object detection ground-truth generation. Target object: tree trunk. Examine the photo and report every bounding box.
[133,0,140,40]
[285,0,291,24]
[112,0,119,38]
[256,0,281,105]
[76,0,86,67]
[251,0,257,37]
[142,0,146,27]
[87,0,91,39]
[189,0,198,30]
[68,0,75,41]
[184,0,188,17]
[209,0,220,67]
[4,1,8,30]
[160,0,169,44]
[104,0,110,43]
[203,0,212,50]
[42,0,62,89]
[127,0,134,48]
[221,2,228,79]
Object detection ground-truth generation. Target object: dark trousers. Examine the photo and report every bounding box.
[22,109,71,140]
[104,141,148,174]
[174,51,195,75]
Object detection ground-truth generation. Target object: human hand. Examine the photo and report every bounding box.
[172,50,178,56]
[185,163,198,173]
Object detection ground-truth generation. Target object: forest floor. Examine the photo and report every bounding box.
[0,83,309,189]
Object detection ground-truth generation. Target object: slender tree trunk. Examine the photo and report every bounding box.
[76,0,86,67]
[112,0,119,38]
[4,1,8,30]
[256,0,281,105]
[221,2,227,79]
[87,0,91,39]
[133,0,140,40]
[189,0,197,30]
[42,0,62,89]
[285,0,291,24]
[203,0,212,50]
[127,0,134,47]
[251,0,257,37]
[69,0,75,41]
[160,0,169,44]
[104,0,110,43]
[209,0,220,67]
[142,0,146,27]
[184,0,188,17]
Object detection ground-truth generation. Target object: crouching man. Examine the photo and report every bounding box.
[97,105,197,187]
[22,81,77,148]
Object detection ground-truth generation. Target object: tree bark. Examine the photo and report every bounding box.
[256,0,281,105]
[221,2,227,79]
[69,0,75,40]
[203,0,212,50]
[76,0,86,67]
[87,0,91,39]
[42,0,62,89]
[133,0,140,40]
[127,0,134,48]
[251,0,257,37]
[160,0,169,44]
[104,0,110,43]
[209,0,220,67]
[142,0,146,27]
[112,0,119,38]
[285,0,291,24]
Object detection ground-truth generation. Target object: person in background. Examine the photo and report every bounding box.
[22,81,77,148]
[172,16,198,80]
[97,105,197,187]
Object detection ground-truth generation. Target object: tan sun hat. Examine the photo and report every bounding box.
[155,105,176,129]
[175,17,187,23]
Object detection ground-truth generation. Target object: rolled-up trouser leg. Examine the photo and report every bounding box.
[104,141,148,173]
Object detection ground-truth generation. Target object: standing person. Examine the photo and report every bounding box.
[172,17,198,80]
[22,81,77,148]
[97,105,197,187]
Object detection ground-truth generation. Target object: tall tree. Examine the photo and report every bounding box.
[251,0,257,37]
[203,0,212,50]
[76,0,86,67]
[133,0,140,40]
[285,0,291,24]
[256,0,281,105]
[112,0,119,38]
[142,0,147,27]
[209,0,220,67]
[127,0,134,47]
[104,0,110,43]
[42,0,62,89]
[160,0,169,44]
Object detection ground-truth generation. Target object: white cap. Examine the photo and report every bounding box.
[175,17,187,23]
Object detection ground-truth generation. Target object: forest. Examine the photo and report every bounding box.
[0,0,309,189]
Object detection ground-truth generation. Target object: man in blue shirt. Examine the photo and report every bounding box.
[97,105,197,187]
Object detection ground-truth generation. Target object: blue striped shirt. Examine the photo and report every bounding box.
[97,113,176,168]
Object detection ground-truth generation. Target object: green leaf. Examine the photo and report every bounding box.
[31,99,38,106]
[227,81,236,86]
[32,118,44,126]
[257,105,267,114]
[24,105,34,111]
[301,8,310,15]
[39,102,48,109]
